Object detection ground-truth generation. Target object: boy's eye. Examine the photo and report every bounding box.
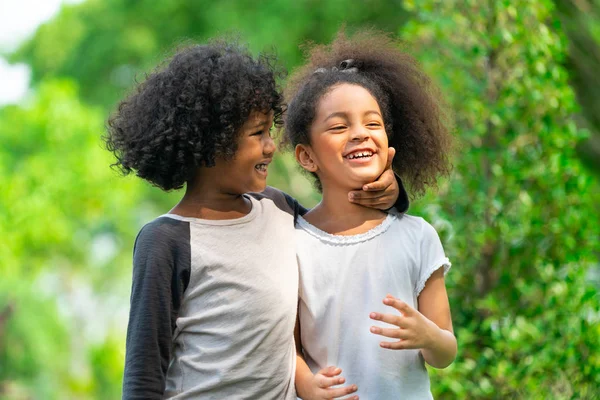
[251,128,273,137]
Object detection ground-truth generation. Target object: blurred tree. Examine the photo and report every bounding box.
[401,0,600,397]
[0,80,156,398]
[9,0,409,110]
[555,0,600,175]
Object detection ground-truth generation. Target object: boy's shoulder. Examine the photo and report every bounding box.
[248,186,299,217]
[135,215,191,247]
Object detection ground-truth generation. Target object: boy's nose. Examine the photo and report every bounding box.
[264,135,276,155]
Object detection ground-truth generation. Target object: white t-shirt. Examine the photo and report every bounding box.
[296,211,451,400]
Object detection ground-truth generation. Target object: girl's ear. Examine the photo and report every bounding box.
[295,144,318,172]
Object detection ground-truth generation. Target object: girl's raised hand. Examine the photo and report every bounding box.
[369,294,437,350]
[301,366,359,400]
[348,147,398,210]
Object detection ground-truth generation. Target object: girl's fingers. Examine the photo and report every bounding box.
[379,339,415,350]
[369,311,406,328]
[369,325,410,340]
[383,296,413,314]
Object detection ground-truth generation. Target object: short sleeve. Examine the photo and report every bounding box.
[415,219,451,297]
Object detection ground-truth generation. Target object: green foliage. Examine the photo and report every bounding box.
[0,80,158,398]
[555,0,600,175]
[0,277,70,399]
[402,0,600,397]
[11,0,410,110]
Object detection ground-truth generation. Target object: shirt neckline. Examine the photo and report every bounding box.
[159,194,259,226]
[297,212,396,245]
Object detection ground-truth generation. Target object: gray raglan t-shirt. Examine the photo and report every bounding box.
[122,188,301,399]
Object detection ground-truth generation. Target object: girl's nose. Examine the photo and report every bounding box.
[350,127,370,141]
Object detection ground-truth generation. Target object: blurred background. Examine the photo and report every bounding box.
[0,0,599,398]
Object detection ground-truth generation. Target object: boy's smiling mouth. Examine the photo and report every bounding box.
[255,160,271,176]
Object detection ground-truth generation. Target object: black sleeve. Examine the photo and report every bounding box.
[391,173,410,213]
[122,217,191,400]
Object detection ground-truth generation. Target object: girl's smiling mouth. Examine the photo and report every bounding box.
[343,148,377,163]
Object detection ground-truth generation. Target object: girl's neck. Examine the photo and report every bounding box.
[170,176,251,220]
[305,184,387,235]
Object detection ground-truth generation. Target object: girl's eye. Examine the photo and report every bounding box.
[252,130,264,136]
[329,126,346,131]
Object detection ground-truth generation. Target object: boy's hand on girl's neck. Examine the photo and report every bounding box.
[348,147,399,210]
[304,147,398,235]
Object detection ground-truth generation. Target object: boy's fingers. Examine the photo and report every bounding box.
[349,193,388,207]
[349,190,387,200]
[361,168,395,191]
[319,366,342,377]
[324,384,358,398]
[385,147,396,170]
[317,375,345,388]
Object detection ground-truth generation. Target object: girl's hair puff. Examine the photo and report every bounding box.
[283,29,453,196]
[105,39,285,191]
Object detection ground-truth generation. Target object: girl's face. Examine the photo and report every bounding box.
[296,83,388,191]
[213,110,275,194]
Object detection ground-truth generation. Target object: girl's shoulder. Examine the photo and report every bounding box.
[389,212,441,241]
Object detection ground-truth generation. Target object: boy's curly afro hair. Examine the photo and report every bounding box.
[105,39,284,191]
[283,29,453,196]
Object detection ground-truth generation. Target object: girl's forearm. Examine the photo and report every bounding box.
[421,327,457,369]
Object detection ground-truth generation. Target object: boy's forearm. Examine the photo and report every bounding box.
[421,328,457,369]
[295,355,314,399]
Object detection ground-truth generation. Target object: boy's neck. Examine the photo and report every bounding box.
[305,185,387,235]
[169,176,251,220]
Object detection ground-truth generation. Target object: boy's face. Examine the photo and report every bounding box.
[296,83,388,191]
[213,110,275,194]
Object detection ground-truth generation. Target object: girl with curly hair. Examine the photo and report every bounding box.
[105,38,407,399]
[284,30,457,399]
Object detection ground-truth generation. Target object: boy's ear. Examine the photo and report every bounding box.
[295,144,318,172]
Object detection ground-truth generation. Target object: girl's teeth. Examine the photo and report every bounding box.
[348,152,372,159]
